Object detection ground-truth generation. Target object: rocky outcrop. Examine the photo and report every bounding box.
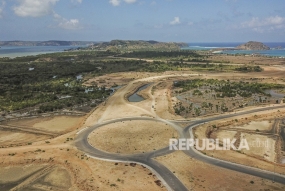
[236,41,270,50]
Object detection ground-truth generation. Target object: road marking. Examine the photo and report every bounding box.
[76,126,89,134]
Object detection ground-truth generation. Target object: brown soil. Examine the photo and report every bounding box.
[5,116,84,133]
[88,120,177,154]
[193,108,285,174]
[155,151,285,191]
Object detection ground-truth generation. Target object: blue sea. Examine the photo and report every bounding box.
[183,42,285,57]
[1,43,285,58]
[0,46,84,58]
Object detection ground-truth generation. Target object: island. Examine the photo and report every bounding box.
[236,41,270,50]
[89,40,188,51]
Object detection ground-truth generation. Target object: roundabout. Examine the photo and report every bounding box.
[76,106,285,191]
[76,75,285,191]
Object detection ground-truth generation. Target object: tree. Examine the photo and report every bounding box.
[208,103,213,110]
[215,105,219,112]
[194,107,201,116]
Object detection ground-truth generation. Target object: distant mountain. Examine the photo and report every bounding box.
[0,40,96,46]
[89,40,188,51]
[236,41,270,50]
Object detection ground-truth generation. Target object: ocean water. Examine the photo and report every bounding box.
[183,42,285,57]
[0,46,84,58]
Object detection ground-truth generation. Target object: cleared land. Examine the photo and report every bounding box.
[193,108,285,174]
[155,151,285,191]
[215,130,237,140]
[241,133,276,162]
[0,145,166,191]
[0,131,50,147]
[88,120,177,154]
[6,116,84,133]
[233,120,272,131]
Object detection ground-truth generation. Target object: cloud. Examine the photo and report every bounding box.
[170,17,180,25]
[13,0,82,29]
[241,15,285,32]
[13,0,58,17]
[124,0,137,3]
[0,1,5,18]
[109,0,137,6]
[109,0,120,6]
[71,0,82,4]
[53,12,82,30]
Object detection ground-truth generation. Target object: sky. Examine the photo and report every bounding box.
[0,0,285,42]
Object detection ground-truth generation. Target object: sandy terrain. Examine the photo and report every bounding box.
[0,131,50,147]
[215,130,237,140]
[209,54,285,66]
[6,116,84,133]
[0,144,166,191]
[241,133,276,162]
[88,120,177,154]
[84,73,198,125]
[153,81,184,120]
[155,151,285,191]
[84,72,163,88]
[233,120,272,131]
[131,80,183,121]
[0,113,165,191]
[207,107,285,130]
[84,82,154,125]
[0,164,47,183]
[194,112,285,175]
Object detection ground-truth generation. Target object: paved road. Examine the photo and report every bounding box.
[75,105,285,191]
[183,105,285,185]
[75,117,188,191]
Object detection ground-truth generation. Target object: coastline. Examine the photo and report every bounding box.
[0,45,83,58]
[0,51,61,58]
[182,42,285,57]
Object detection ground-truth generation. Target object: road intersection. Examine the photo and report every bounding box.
[76,105,285,191]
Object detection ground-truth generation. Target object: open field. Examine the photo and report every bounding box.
[0,131,50,147]
[0,145,166,191]
[155,151,285,191]
[5,116,84,133]
[215,130,237,140]
[88,120,177,154]
[208,54,285,65]
[241,133,276,162]
[233,120,272,131]
[194,108,285,174]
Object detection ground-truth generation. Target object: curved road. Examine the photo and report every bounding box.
[75,105,285,191]
[75,117,188,191]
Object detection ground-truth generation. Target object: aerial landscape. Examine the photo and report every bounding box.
[0,0,285,191]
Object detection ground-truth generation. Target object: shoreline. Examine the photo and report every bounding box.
[0,51,62,58]
[0,45,84,58]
